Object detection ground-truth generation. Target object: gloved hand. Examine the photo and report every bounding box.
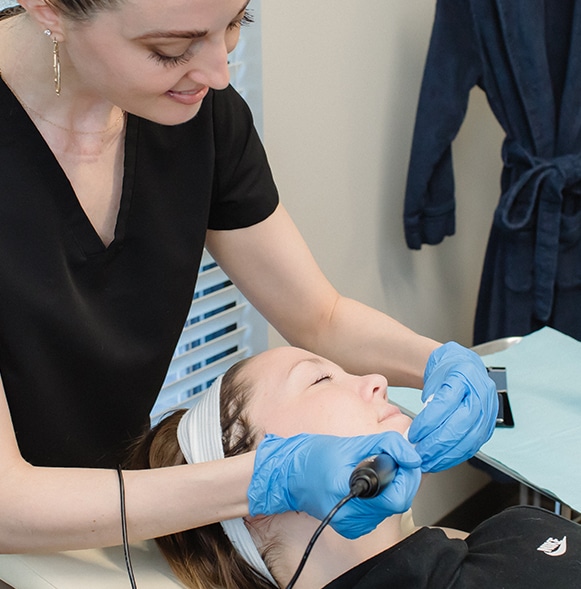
[408,341,498,472]
[248,432,421,539]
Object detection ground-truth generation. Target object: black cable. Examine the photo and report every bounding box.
[285,455,396,588]
[114,455,392,589]
[117,465,138,589]
[285,491,356,589]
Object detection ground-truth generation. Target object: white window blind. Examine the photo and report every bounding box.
[150,250,267,422]
[150,0,266,422]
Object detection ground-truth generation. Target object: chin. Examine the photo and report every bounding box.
[130,101,204,126]
[382,415,413,435]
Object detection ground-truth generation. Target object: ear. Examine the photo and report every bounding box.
[17,0,65,40]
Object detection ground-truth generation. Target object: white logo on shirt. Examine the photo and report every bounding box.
[537,536,567,557]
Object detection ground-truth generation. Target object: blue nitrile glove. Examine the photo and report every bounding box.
[248,432,421,540]
[408,341,498,472]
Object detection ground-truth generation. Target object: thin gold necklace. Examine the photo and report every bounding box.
[0,70,125,135]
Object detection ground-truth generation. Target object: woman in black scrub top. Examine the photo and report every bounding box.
[0,0,497,554]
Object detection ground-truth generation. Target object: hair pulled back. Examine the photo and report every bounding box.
[44,0,123,20]
[127,358,277,589]
[1,0,123,22]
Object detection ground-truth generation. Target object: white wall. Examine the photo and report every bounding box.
[261,0,502,524]
[261,0,504,348]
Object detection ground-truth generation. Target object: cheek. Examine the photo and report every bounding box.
[255,408,322,438]
[254,397,379,438]
[226,29,241,53]
[69,38,153,92]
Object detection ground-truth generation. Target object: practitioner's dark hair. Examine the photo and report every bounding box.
[44,0,124,21]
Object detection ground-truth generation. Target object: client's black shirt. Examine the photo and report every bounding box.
[324,506,581,588]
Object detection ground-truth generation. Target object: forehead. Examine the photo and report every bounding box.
[120,0,245,21]
[78,0,246,35]
[248,347,326,374]
[243,347,332,394]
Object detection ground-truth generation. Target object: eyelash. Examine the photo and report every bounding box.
[150,50,193,68]
[314,373,333,385]
[229,9,255,30]
[150,9,254,68]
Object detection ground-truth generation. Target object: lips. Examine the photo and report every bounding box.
[378,404,403,423]
[165,86,209,105]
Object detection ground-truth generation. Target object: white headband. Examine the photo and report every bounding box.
[177,375,276,585]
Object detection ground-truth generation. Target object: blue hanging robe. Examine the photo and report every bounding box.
[403,0,581,344]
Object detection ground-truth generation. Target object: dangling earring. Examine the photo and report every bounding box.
[44,29,61,96]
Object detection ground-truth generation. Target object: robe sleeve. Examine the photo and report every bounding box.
[403,0,482,249]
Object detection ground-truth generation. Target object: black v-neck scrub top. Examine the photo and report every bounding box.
[0,80,278,467]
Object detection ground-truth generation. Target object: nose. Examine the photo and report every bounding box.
[358,374,388,401]
[188,36,231,90]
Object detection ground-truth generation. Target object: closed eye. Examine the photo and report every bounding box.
[313,374,333,385]
[149,49,193,67]
[147,7,253,68]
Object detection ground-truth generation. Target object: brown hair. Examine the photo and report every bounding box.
[45,0,124,21]
[2,1,123,22]
[127,358,277,589]
[0,5,25,20]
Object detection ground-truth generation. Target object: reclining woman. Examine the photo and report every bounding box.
[129,347,581,589]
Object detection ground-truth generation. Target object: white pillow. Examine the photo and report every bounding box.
[0,540,185,588]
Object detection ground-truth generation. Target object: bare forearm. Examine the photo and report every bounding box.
[291,295,439,388]
[0,454,252,553]
[206,206,440,387]
[125,454,252,542]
